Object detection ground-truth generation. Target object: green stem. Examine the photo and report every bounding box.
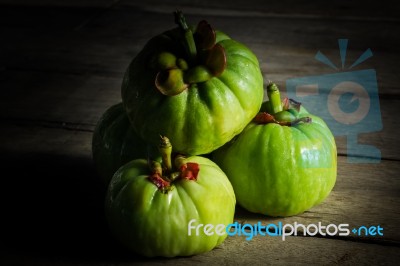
[289,117,312,126]
[147,159,171,193]
[159,136,173,173]
[174,154,187,170]
[149,160,163,177]
[267,82,283,114]
[174,10,197,64]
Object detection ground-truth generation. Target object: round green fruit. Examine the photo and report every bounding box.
[213,83,337,217]
[122,11,263,155]
[105,137,236,257]
[92,103,149,186]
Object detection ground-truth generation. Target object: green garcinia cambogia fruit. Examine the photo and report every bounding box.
[122,11,264,155]
[213,83,337,217]
[105,136,236,257]
[92,103,149,186]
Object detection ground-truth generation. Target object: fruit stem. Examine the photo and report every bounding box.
[149,160,163,177]
[147,160,171,193]
[159,136,173,174]
[174,10,197,65]
[267,82,283,114]
[290,117,312,126]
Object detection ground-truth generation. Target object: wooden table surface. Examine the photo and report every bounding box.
[1,0,399,265]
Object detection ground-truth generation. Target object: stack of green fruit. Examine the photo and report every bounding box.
[92,11,337,258]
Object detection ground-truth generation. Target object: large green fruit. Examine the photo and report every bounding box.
[105,137,236,257]
[213,83,337,217]
[92,103,149,186]
[122,11,263,155]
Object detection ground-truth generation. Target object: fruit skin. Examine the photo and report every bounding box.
[213,103,337,217]
[105,156,236,257]
[121,27,264,155]
[92,103,149,186]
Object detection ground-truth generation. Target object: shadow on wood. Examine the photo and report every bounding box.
[0,152,149,263]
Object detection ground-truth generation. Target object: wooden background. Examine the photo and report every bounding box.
[1,0,399,264]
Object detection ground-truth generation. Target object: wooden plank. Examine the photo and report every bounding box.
[2,236,400,265]
[235,155,400,243]
[0,70,121,126]
[2,0,400,21]
[1,209,399,265]
[0,125,399,243]
[0,119,398,262]
[0,5,399,161]
[2,233,400,265]
[1,5,399,93]
[2,0,399,20]
[1,4,399,160]
[1,69,399,160]
[2,6,398,103]
[0,0,114,7]
[119,0,400,21]
[0,5,101,28]
[0,5,135,75]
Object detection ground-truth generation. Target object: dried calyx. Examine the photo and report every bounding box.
[253,82,312,126]
[154,11,227,96]
[147,136,200,193]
